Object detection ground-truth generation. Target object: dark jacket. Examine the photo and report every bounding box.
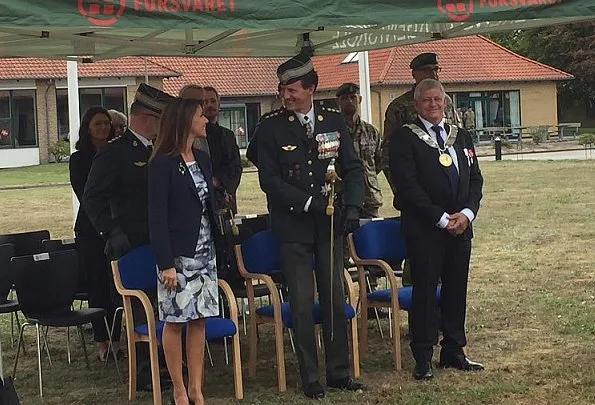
[69,148,98,236]
[82,130,152,248]
[148,148,217,271]
[389,118,483,239]
[206,122,243,213]
[256,105,364,243]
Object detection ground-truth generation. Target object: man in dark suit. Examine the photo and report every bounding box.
[203,85,243,215]
[83,83,175,391]
[255,53,365,399]
[389,79,484,380]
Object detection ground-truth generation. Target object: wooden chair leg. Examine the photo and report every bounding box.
[350,317,360,378]
[273,319,286,392]
[359,300,369,360]
[232,332,243,400]
[391,300,402,370]
[127,337,137,400]
[148,337,162,405]
[248,311,258,378]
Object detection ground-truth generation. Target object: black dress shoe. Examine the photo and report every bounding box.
[304,381,325,399]
[327,376,365,392]
[439,352,484,371]
[413,361,434,380]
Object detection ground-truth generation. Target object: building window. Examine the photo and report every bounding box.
[56,87,127,140]
[219,102,261,148]
[0,89,37,149]
[453,90,521,129]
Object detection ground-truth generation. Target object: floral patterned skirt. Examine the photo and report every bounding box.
[157,217,219,323]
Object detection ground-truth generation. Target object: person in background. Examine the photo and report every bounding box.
[463,106,476,133]
[149,98,218,405]
[203,85,243,214]
[179,84,209,154]
[69,106,122,361]
[108,109,128,138]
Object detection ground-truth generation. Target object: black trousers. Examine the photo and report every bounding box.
[407,230,471,362]
[75,233,123,343]
[280,234,350,387]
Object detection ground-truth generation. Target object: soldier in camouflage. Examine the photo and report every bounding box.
[381,52,461,206]
[336,82,383,218]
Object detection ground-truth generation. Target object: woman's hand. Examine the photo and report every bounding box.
[161,268,177,291]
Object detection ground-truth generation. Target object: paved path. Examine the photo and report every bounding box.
[479,149,593,162]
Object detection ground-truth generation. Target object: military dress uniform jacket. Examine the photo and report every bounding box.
[256,105,365,243]
[389,118,483,240]
[83,130,152,249]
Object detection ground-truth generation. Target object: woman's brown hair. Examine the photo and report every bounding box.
[151,98,203,159]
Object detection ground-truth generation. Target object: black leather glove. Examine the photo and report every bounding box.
[342,206,361,236]
[309,196,328,215]
[104,227,132,260]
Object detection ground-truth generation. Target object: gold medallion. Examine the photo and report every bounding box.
[288,115,295,122]
[317,114,324,122]
[439,153,452,167]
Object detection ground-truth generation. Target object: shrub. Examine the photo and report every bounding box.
[49,139,70,163]
[578,133,595,147]
[240,154,253,168]
[529,126,548,145]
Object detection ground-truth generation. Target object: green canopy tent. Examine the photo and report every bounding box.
[0,1,593,59]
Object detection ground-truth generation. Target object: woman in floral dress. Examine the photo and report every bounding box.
[148,98,218,405]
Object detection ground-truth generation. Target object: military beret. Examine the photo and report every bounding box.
[277,53,315,86]
[133,83,176,114]
[410,52,439,70]
[336,82,360,97]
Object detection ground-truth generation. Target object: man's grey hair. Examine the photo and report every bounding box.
[414,79,446,101]
[107,109,127,125]
[178,84,204,98]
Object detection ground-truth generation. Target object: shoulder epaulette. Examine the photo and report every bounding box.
[261,108,284,121]
[322,106,341,114]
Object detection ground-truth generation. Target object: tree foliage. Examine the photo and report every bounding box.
[490,22,595,102]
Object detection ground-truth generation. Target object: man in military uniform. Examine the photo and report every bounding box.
[336,82,382,218]
[83,83,175,391]
[381,52,461,199]
[255,53,365,399]
[203,85,243,214]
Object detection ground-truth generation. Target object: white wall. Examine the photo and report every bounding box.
[0,148,40,168]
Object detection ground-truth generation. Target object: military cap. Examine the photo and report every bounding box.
[409,52,439,70]
[277,53,315,85]
[336,82,360,97]
[133,83,176,114]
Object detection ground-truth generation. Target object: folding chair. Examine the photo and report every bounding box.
[0,230,50,256]
[41,238,89,305]
[112,245,243,405]
[235,230,359,392]
[11,250,119,399]
[0,244,22,353]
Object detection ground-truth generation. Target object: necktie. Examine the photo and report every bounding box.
[304,116,314,139]
[432,125,459,197]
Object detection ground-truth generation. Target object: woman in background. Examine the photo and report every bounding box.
[148,98,218,405]
[107,109,128,138]
[69,106,123,360]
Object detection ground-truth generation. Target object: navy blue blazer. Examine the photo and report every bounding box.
[148,148,217,271]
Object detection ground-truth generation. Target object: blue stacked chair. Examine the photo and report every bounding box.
[111,245,243,405]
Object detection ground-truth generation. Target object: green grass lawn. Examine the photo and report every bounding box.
[0,162,69,186]
[0,160,594,404]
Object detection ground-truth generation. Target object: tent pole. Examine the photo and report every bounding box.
[357,51,372,123]
[144,57,149,84]
[67,60,80,229]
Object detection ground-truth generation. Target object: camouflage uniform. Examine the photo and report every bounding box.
[348,116,382,218]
